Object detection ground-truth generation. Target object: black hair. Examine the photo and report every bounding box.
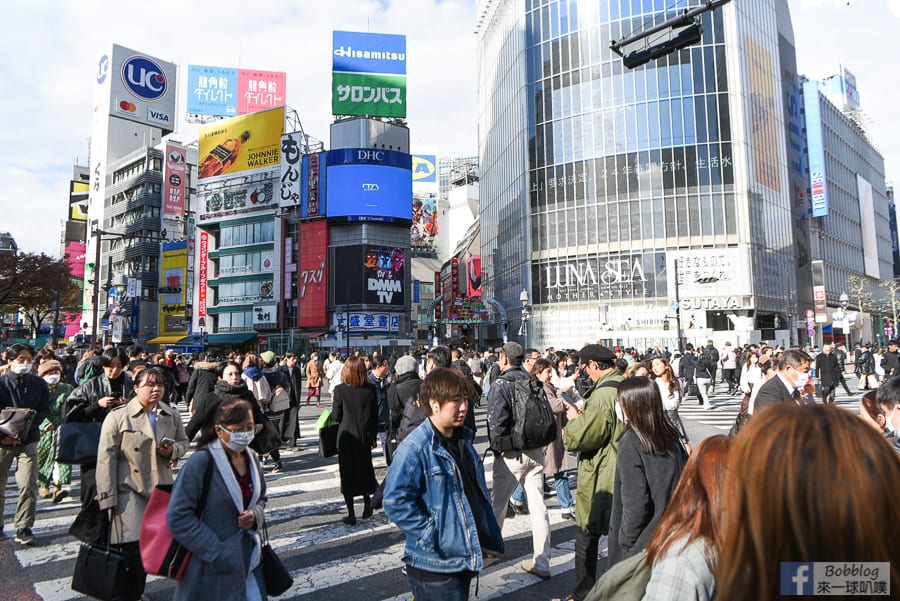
[100,347,128,368]
[197,398,254,447]
[6,343,35,361]
[427,346,452,369]
[420,368,473,417]
[618,376,682,456]
[134,366,166,389]
[217,361,242,378]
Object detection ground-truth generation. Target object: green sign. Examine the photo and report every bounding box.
[332,72,407,118]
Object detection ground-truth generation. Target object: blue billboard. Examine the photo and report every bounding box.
[332,31,407,75]
[187,65,239,116]
[412,155,437,182]
[326,164,412,220]
[803,80,829,218]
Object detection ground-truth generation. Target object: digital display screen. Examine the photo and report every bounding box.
[326,164,412,220]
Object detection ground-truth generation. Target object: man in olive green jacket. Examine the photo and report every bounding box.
[563,344,624,601]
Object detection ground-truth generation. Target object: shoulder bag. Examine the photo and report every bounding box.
[140,448,214,580]
[268,387,291,413]
[56,421,103,464]
[0,404,36,446]
[71,512,132,601]
[261,518,293,596]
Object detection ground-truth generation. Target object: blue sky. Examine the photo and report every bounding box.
[0,0,896,257]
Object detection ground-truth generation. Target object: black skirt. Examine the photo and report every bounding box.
[338,447,377,496]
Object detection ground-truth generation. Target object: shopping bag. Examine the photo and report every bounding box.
[315,408,332,431]
[56,421,102,464]
[318,424,339,458]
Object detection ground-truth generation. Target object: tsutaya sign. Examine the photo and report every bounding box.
[532,252,665,303]
[679,296,746,310]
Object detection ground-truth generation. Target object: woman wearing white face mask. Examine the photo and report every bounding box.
[36,360,73,502]
[168,398,269,600]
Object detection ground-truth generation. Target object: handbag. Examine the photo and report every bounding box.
[268,388,291,413]
[56,421,103,464]
[250,418,283,456]
[71,514,132,601]
[585,549,651,601]
[0,407,36,445]
[318,423,339,458]
[261,520,293,596]
[140,449,214,580]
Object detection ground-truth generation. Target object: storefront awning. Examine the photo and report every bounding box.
[303,331,329,339]
[204,332,258,346]
[147,335,189,345]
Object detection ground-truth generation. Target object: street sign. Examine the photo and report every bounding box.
[669,300,679,310]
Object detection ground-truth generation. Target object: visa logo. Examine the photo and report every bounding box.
[148,108,171,124]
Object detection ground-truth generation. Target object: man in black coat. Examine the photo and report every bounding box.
[814,344,841,404]
[754,349,813,412]
[0,344,50,545]
[881,340,900,379]
[281,351,304,448]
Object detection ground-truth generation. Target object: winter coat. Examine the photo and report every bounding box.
[388,371,421,438]
[0,371,51,445]
[168,441,267,601]
[186,361,219,410]
[608,429,687,567]
[542,381,569,476]
[563,370,625,536]
[486,366,531,452]
[64,373,134,424]
[306,360,323,388]
[95,398,189,544]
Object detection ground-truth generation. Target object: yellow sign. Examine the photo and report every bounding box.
[159,242,188,335]
[198,106,285,181]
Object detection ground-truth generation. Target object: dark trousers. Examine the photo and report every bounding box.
[281,405,300,445]
[573,527,601,601]
[723,368,736,390]
[111,541,147,601]
[838,374,852,395]
[79,462,97,510]
[820,384,836,404]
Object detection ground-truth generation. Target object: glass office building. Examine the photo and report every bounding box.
[477,0,798,349]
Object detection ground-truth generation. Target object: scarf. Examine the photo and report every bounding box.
[208,440,262,576]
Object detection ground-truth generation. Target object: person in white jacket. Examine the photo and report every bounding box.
[325,354,344,395]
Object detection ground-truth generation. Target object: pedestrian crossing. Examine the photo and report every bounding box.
[4,404,596,601]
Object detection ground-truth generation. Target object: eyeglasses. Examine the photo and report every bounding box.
[140,382,165,389]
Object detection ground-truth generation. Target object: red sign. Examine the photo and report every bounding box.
[298,221,328,327]
[164,143,187,216]
[307,153,320,217]
[434,271,442,321]
[198,232,209,318]
[237,70,286,115]
[451,258,460,298]
[64,241,87,279]
[466,255,482,297]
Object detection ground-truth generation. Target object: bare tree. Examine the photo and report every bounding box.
[846,274,875,343]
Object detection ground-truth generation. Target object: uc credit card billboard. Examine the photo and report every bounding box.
[332,31,407,118]
[96,44,177,134]
[198,106,285,181]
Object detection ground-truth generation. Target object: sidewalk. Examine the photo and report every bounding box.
[0,538,41,600]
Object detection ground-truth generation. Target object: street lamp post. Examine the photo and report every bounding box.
[518,289,531,347]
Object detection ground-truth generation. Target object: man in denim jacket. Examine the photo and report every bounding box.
[384,368,503,601]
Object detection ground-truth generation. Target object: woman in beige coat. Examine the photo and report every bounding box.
[305,354,324,407]
[532,358,575,520]
[96,367,189,601]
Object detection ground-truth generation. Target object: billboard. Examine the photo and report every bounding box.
[64,241,87,279]
[411,195,438,250]
[298,220,328,327]
[97,44,177,134]
[333,311,400,333]
[188,65,287,117]
[467,255,482,297]
[197,175,276,222]
[803,80,829,218]
[69,180,89,222]
[198,106,285,181]
[746,35,782,193]
[532,251,667,304]
[412,155,437,182]
[159,240,188,335]
[164,143,187,216]
[331,30,406,118]
[279,132,302,207]
[666,248,752,300]
[198,232,209,318]
[301,152,325,218]
[332,245,406,307]
[325,148,412,220]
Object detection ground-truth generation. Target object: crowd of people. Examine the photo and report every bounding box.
[0,337,898,600]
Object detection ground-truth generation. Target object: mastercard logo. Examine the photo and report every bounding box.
[118,100,137,113]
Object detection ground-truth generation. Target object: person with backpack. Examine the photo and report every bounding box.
[698,340,719,409]
[486,342,554,581]
[562,344,624,601]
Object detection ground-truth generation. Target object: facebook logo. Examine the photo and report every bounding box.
[780,563,814,595]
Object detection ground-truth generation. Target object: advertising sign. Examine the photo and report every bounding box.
[532,252,667,304]
[252,303,278,328]
[279,132,302,207]
[446,297,489,324]
[332,31,407,74]
[666,248,752,299]
[411,195,438,251]
[745,35,782,193]
[164,143,187,216]
[187,65,238,116]
[100,44,178,134]
[298,220,328,327]
[366,246,405,306]
[197,176,275,222]
[64,241,87,279]
[412,155,437,182]
[803,80,829,217]
[325,147,412,220]
[238,70,286,115]
[332,72,406,118]
[467,255,482,297]
[69,180,89,222]
[159,240,188,335]
[333,311,400,333]
[812,260,827,323]
[301,152,325,218]
[198,106,285,181]
[198,232,209,318]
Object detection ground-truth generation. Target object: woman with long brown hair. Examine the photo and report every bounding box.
[331,355,378,525]
[649,357,691,454]
[608,377,688,568]
[642,435,732,599]
[716,403,900,600]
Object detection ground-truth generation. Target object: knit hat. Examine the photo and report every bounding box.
[395,355,418,376]
[260,350,276,365]
[39,359,62,377]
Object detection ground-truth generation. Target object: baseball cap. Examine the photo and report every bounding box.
[579,344,616,365]
[495,342,524,360]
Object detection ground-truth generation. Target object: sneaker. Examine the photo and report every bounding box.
[270,462,283,473]
[509,500,529,515]
[560,509,575,521]
[521,559,551,580]
[15,528,36,546]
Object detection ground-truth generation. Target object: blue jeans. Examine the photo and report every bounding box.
[512,474,573,509]
[407,571,472,601]
[511,482,525,504]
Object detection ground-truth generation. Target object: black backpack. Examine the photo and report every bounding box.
[503,375,557,451]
